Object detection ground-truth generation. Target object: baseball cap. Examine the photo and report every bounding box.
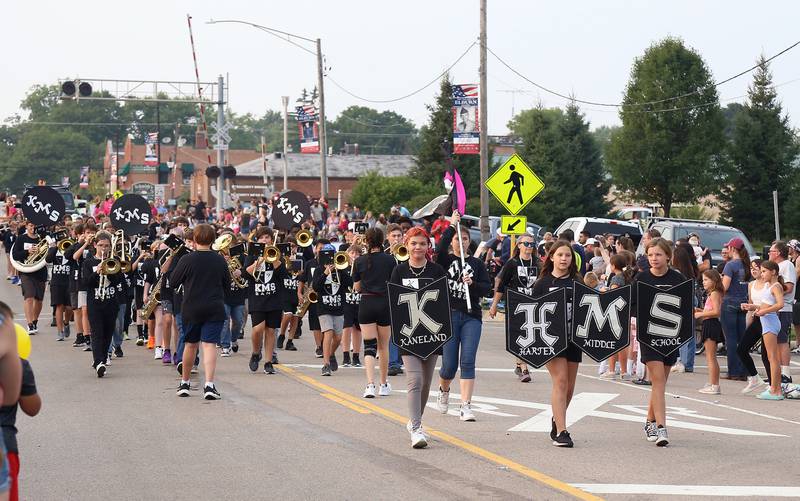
[789,239,800,253]
[584,238,598,246]
[724,237,744,250]
[688,236,700,246]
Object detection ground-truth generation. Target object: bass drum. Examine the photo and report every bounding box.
[9,240,48,274]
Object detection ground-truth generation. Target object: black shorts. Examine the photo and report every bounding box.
[308,304,320,331]
[701,318,723,343]
[50,283,71,307]
[135,287,145,310]
[778,311,792,343]
[251,310,282,329]
[358,295,390,327]
[283,299,299,315]
[554,342,583,363]
[20,275,45,301]
[70,290,79,310]
[640,342,679,366]
[344,304,359,329]
[793,301,800,326]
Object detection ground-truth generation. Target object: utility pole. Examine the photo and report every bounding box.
[216,74,225,214]
[479,0,490,241]
[282,95,289,191]
[316,38,328,200]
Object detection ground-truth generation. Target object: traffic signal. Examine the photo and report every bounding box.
[205,166,221,179]
[60,80,92,99]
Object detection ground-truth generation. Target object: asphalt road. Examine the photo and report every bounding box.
[5,271,800,500]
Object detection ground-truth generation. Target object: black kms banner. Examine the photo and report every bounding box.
[388,277,453,360]
[570,282,631,362]
[505,288,568,368]
[636,280,694,356]
[22,186,65,226]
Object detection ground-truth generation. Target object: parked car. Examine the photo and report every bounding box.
[637,217,755,266]
[554,217,643,245]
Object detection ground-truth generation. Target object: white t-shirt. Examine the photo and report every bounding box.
[778,259,796,312]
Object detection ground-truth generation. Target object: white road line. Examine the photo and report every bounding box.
[570,484,800,497]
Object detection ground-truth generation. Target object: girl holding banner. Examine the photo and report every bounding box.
[532,240,582,448]
[435,212,492,423]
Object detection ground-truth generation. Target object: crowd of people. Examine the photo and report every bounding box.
[0,188,798,497]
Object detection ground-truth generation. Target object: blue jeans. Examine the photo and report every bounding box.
[221,303,245,348]
[389,337,402,368]
[174,312,185,364]
[439,310,482,380]
[679,339,695,371]
[720,300,747,377]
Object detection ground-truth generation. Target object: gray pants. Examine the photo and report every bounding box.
[402,354,439,431]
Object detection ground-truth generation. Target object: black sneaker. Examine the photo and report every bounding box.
[342,352,352,367]
[388,366,400,376]
[73,334,86,347]
[321,364,332,376]
[271,353,279,364]
[329,355,338,372]
[263,362,275,374]
[249,353,262,372]
[50,318,57,327]
[352,353,361,367]
[782,374,793,384]
[32,320,38,332]
[285,340,297,351]
[83,337,92,351]
[114,346,124,358]
[27,324,35,335]
[176,361,183,376]
[136,335,145,346]
[95,363,106,378]
[231,341,239,353]
[550,419,557,441]
[176,382,190,397]
[315,346,323,358]
[203,384,221,400]
[277,334,285,349]
[552,430,573,448]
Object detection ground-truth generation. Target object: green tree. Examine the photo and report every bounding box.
[606,37,725,216]
[226,110,286,152]
[720,57,800,241]
[329,106,417,155]
[350,171,439,215]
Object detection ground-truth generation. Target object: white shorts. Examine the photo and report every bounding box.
[78,291,88,309]
[318,314,343,335]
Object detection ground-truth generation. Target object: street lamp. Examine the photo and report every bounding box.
[207,19,328,200]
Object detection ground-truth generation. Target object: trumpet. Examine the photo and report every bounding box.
[57,237,76,253]
[295,288,318,318]
[296,229,313,248]
[334,251,350,271]
[390,243,409,262]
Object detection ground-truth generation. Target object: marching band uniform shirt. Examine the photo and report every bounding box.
[2,231,15,255]
[81,256,125,307]
[282,270,300,309]
[46,247,72,288]
[224,255,249,307]
[496,256,539,296]
[67,242,93,293]
[312,268,352,316]
[170,250,231,324]
[132,249,147,306]
[389,260,447,357]
[436,227,492,320]
[352,252,396,296]
[342,268,360,316]
[12,234,48,281]
[245,257,287,312]
[299,258,321,318]
[156,250,174,304]
[170,251,188,315]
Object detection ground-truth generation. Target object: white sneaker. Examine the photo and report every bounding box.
[599,371,617,380]
[220,348,231,357]
[619,373,631,381]
[698,384,720,395]
[378,382,391,396]
[410,429,428,449]
[363,383,376,398]
[436,388,450,413]
[741,376,766,394]
[154,347,164,360]
[105,356,112,366]
[459,402,476,422]
[671,361,685,373]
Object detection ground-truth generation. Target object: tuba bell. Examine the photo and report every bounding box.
[10,238,50,273]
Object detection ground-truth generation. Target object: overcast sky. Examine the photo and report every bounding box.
[3,1,800,136]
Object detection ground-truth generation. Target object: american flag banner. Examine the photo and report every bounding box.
[296,105,320,154]
[452,84,480,155]
[144,132,159,166]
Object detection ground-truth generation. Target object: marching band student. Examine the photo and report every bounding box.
[632,238,685,447]
[71,223,98,350]
[45,239,73,341]
[132,241,151,346]
[298,239,330,359]
[156,228,183,365]
[171,224,231,400]
[82,232,124,378]
[67,224,83,343]
[353,228,396,397]
[533,240,583,448]
[277,237,300,352]
[341,243,364,367]
[246,227,287,375]
[220,235,246,357]
[139,243,160,350]
[389,227,446,448]
[173,230,196,375]
[13,222,47,334]
[696,270,724,395]
[435,212,491,422]
[312,248,352,376]
[489,232,539,383]
[385,223,405,376]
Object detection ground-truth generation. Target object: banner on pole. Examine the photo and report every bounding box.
[296,105,319,154]
[79,166,90,189]
[144,132,159,166]
[452,84,479,155]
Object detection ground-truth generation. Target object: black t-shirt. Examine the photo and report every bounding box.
[66,242,86,292]
[2,232,15,253]
[46,247,72,287]
[436,227,492,320]
[631,268,687,315]
[299,258,320,286]
[533,273,580,330]
[12,234,47,281]
[224,256,250,306]
[0,359,36,454]
[353,252,396,295]
[497,256,538,296]
[168,251,187,314]
[82,256,126,307]
[170,250,230,323]
[389,261,447,357]
[246,257,286,312]
[313,267,352,316]
[282,272,300,306]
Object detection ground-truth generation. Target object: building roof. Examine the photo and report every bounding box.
[235,153,416,178]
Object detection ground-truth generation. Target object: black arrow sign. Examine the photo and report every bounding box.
[507,219,521,231]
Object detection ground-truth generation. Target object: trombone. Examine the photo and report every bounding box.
[296,229,313,248]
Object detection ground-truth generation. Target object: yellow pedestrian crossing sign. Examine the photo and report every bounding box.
[485,154,544,214]
[501,215,527,235]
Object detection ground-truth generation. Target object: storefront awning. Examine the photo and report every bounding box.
[118,162,130,176]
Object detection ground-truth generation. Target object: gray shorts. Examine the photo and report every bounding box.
[318,314,343,334]
[78,291,88,308]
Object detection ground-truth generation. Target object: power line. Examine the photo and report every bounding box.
[335,112,414,129]
[487,38,800,109]
[325,41,476,104]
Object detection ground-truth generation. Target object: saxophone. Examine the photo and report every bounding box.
[295,287,318,318]
[139,274,164,319]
